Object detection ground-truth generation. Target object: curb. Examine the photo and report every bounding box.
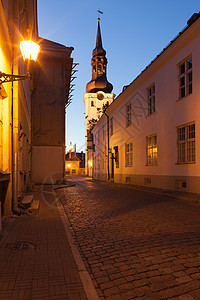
[57,201,100,300]
[91,179,200,205]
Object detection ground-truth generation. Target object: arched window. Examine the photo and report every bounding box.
[97,65,101,74]
[91,100,94,107]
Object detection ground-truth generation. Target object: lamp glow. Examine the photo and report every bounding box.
[20,40,40,61]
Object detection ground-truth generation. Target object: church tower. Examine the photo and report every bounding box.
[84,18,114,176]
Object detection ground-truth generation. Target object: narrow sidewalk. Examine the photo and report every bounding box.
[0,189,88,300]
[91,178,200,205]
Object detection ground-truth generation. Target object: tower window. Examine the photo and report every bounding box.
[93,66,96,73]
[97,65,101,74]
[91,100,95,107]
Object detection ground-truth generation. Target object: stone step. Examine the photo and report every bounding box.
[29,200,40,215]
[20,194,33,209]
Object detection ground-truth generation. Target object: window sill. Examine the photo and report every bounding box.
[175,162,195,165]
[145,164,158,167]
[176,93,192,102]
[125,165,133,167]
[146,112,156,118]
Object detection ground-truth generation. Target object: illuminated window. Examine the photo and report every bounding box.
[147,84,155,115]
[125,142,133,167]
[110,117,113,136]
[146,135,157,166]
[179,57,192,99]
[177,123,195,164]
[126,103,131,127]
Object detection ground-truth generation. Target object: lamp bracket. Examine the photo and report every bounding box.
[0,71,30,84]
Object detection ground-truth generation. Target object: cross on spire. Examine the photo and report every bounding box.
[97,8,103,21]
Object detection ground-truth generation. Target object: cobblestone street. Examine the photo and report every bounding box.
[58,176,200,300]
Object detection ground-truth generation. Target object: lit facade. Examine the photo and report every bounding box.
[0,0,38,215]
[0,0,74,222]
[92,13,200,193]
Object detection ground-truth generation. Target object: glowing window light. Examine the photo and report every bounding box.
[20,40,40,61]
[88,160,93,167]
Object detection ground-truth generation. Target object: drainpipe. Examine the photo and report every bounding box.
[104,111,110,180]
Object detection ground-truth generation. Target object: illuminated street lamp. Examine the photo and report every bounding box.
[20,40,40,62]
[0,40,40,84]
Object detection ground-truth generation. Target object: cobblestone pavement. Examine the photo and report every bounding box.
[58,176,200,300]
[0,189,87,300]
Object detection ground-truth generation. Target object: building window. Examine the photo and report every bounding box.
[179,57,192,99]
[147,85,155,115]
[125,142,133,167]
[91,100,94,107]
[114,146,119,168]
[110,117,113,136]
[146,135,157,166]
[126,103,131,127]
[177,123,195,164]
[97,65,101,74]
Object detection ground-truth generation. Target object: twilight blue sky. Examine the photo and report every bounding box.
[38,0,200,152]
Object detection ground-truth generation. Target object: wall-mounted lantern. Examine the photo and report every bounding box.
[0,40,40,84]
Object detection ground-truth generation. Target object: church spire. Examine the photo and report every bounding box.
[96,18,103,49]
[86,18,113,94]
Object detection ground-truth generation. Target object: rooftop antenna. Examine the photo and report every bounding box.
[97,8,103,21]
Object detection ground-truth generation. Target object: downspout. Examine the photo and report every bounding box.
[104,111,110,180]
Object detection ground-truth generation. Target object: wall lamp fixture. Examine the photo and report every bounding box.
[0,40,40,85]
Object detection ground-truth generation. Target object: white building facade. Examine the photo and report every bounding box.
[92,13,200,193]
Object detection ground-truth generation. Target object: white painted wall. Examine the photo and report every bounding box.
[92,18,200,192]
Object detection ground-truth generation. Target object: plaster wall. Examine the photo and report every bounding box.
[32,146,64,184]
[92,19,200,193]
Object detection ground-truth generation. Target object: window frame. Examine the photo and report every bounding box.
[178,57,192,100]
[125,142,133,167]
[177,122,195,164]
[146,134,158,166]
[147,84,155,116]
[126,102,132,127]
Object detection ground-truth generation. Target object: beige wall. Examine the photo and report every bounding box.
[0,0,38,215]
[31,39,73,184]
[32,146,64,184]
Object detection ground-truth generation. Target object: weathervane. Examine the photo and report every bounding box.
[97,8,103,21]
